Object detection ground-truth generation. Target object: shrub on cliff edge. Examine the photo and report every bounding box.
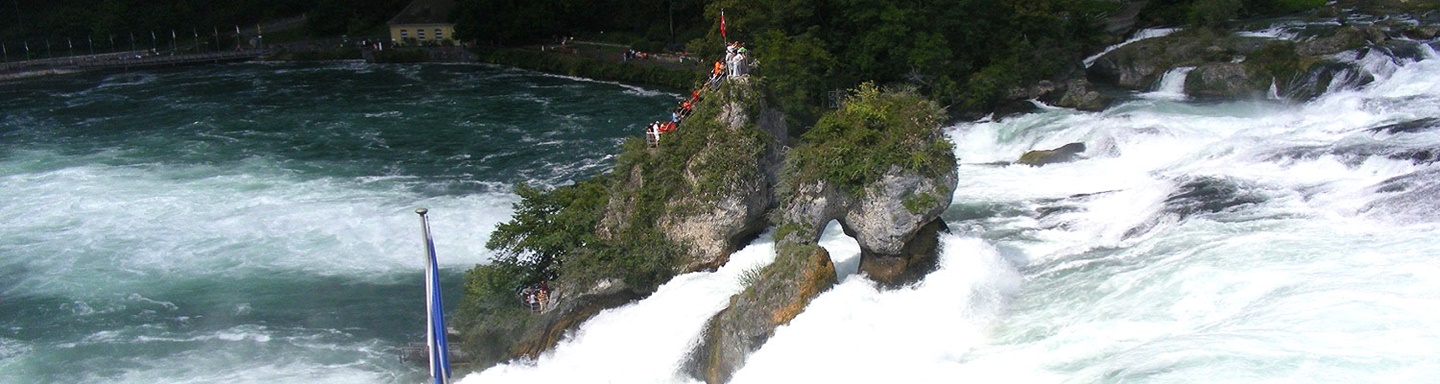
[784,82,954,195]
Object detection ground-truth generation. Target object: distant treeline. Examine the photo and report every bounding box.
[452,0,1330,119]
[453,0,710,52]
[0,0,408,46]
[444,0,1115,120]
[3,0,1330,118]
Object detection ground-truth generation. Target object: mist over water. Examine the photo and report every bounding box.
[0,62,678,384]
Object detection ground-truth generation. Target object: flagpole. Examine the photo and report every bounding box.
[721,9,728,46]
[416,208,451,384]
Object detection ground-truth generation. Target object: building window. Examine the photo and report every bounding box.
[418,29,426,40]
[436,29,444,40]
[400,29,408,38]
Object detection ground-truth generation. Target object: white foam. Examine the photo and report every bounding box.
[0,157,515,298]
[729,235,1021,383]
[1145,66,1195,99]
[462,232,780,384]
[530,71,681,99]
[925,52,1440,383]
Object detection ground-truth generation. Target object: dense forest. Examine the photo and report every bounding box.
[0,0,407,51]
[3,0,1330,116]
[451,0,1326,118]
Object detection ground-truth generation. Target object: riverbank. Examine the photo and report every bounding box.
[474,46,704,92]
[2,43,704,92]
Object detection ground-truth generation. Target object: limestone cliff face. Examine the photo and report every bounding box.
[777,166,956,284]
[844,166,957,257]
[470,78,789,371]
[470,80,958,379]
[660,80,788,272]
[685,85,958,383]
[598,77,784,273]
[684,166,956,383]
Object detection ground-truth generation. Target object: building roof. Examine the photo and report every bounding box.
[388,0,456,25]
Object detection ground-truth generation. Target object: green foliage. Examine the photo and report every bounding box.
[737,266,763,288]
[1190,0,1243,28]
[454,0,709,48]
[467,78,778,305]
[462,0,1131,117]
[1245,41,1304,88]
[1,0,406,43]
[750,31,835,131]
[784,83,954,195]
[1244,0,1328,16]
[486,179,611,285]
[902,192,938,214]
[1140,0,1329,28]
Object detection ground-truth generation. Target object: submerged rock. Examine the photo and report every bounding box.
[1367,118,1440,134]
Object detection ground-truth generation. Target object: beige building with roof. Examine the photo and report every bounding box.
[388,0,457,45]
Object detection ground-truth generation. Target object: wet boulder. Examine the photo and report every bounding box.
[1018,142,1087,166]
[684,243,836,384]
[1087,31,1271,91]
[1040,79,1113,111]
[1187,62,1265,99]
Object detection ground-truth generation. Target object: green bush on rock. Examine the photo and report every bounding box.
[785,83,954,195]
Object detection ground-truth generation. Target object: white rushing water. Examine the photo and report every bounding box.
[0,63,684,384]
[1084,27,1182,68]
[461,39,1440,383]
[1146,66,1195,100]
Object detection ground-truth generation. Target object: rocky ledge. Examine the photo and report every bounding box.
[1087,4,1439,102]
[684,83,957,383]
[461,80,958,380]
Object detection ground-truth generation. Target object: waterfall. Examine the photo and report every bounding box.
[1145,66,1194,99]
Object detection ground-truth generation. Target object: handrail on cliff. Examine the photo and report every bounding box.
[642,42,749,149]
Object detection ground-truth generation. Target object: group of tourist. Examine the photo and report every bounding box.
[519,283,550,313]
[646,89,702,147]
[645,41,749,148]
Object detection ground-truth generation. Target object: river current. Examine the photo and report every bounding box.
[0,62,678,383]
[4,38,1440,384]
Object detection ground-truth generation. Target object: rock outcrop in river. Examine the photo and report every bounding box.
[460,78,959,379]
[684,83,957,383]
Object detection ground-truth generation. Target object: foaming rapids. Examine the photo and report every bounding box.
[467,232,780,384]
[0,157,505,297]
[0,153,512,384]
[0,62,682,384]
[934,48,1440,382]
[462,36,1440,383]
